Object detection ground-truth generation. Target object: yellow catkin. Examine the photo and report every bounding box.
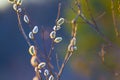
[29,45,36,56]
[31,56,38,67]
[38,62,46,69]
[54,37,62,43]
[33,76,39,80]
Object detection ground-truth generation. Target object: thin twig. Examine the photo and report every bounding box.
[111,0,119,37]
[16,12,31,46]
[41,27,55,76]
[73,1,112,45]
[57,51,73,80]
[41,26,47,57]
[57,11,78,80]
[56,3,62,22]
[22,8,46,59]
[48,3,61,58]
[46,3,63,78]
[48,41,55,58]
[36,71,42,80]
[16,6,54,79]
[56,54,60,71]
[95,12,106,21]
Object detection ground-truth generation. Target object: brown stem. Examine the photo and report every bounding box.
[16,12,31,46]
[48,2,61,58]
[57,9,78,80]
[57,51,73,80]
[56,3,62,21]
[72,1,112,45]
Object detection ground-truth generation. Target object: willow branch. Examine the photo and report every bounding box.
[57,51,73,80]
[57,10,78,80]
[16,12,31,46]
[48,3,62,58]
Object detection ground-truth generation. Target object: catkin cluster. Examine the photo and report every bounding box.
[8,0,78,80]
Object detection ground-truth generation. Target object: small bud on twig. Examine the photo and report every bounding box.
[13,4,17,11]
[31,56,38,67]
[53,25,61,31]
[24,15,30,23]
[50,31,56,39]
[17,0,22,6]
[57,18,64,26]
[29,32,34,39]
[29,45,36,56]
[44,69,49,76]
[54,37,62,43]
[38,62,46,69]
[17,8,22,13]
[49,75,54,80]
[32,26,39,34]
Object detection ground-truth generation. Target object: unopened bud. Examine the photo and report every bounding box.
[24,15,30,23]
[50,31,56,39]
[54,37,62,43]
[38,62,46,69]
[32,26,39,34]
[57,18,64,26]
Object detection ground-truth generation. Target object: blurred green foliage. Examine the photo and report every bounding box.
[63,0,120,80]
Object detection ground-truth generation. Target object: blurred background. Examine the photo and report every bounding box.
[1,0,120,80]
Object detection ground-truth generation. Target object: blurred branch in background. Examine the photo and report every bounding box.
[65,0,120,80]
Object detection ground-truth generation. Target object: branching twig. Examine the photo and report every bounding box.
[48,3,62,58]
[57,51,73,80]
[57,11,78,80]
[73,0,112,45]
